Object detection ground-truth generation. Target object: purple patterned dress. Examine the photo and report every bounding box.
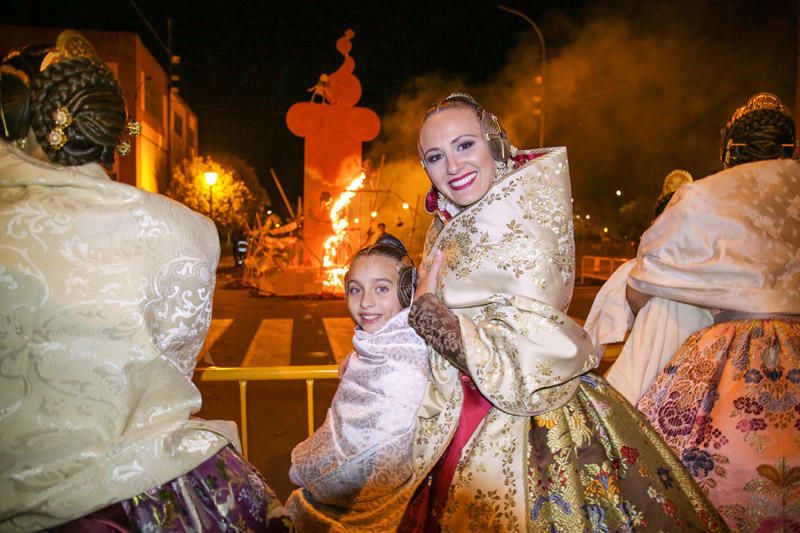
[49,446,293,532]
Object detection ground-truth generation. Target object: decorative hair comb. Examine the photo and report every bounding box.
[729,92,791,126]
[443,92,478,103]
[40,30,103,71]
[661,169,693,196]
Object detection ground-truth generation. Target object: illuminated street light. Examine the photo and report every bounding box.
[402,202,409,210]
[585,214,591,220]
[370,211,378,219]
[354,217,360,224]
[615,190,622,196]
[603,227,609,233]
[203,171,218,220]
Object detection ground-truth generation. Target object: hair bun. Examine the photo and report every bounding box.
[375,233,408,254]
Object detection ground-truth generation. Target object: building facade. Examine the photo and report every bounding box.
[0,26,197,193]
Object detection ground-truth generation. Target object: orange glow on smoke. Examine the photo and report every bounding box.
[323,172,366,291]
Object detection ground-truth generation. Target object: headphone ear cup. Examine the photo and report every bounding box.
[481,110,511,162]
[397,266,416,308]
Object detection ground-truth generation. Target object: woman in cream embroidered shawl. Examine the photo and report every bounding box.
[397,93,725,532]
[0,33,289,532]
[627,93,800,531]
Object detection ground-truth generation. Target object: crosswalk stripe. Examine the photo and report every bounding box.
[198,318,234,364]
[242,318,294,367]
[322,317,355,363]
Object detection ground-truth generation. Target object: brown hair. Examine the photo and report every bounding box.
[30,57,126,168]
[721,109,796,167]
[0,45,50,141]
[346,234,416,308]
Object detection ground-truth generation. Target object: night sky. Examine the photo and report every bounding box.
[4,0,797,225]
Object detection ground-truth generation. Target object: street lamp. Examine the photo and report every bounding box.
[204,171,218,220]
[498,5,546,147]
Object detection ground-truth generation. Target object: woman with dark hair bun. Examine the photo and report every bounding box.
[0,31,290,532]
[618,92,800,530]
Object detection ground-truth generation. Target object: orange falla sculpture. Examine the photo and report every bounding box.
[287,29,381,269]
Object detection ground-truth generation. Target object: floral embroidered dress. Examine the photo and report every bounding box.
[630,158,800,531]
[0,142,290,532]
[286,308,429,531]
[404,147,725,532]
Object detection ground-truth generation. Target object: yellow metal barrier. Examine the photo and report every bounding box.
[196,345,624,460]
[598,343,623,375]
[580,255,630,284]
[197,365,339,460]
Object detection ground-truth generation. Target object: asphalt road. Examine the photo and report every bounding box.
[192,278,603,501]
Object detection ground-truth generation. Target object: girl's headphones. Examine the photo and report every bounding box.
[396,257,417,308]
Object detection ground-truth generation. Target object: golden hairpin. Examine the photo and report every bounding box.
[115,119,141,157]
[47,106,72,150]
[0,69,8,138]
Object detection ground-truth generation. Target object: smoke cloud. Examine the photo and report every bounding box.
[367,1,794,249]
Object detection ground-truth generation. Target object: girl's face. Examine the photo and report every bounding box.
[346,255,403,334]
[419,107,496,208]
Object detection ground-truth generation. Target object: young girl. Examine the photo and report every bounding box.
[287,235,430,531]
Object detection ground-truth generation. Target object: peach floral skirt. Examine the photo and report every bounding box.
[638,317,800,532]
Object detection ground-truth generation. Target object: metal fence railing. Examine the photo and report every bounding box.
[196,365,339,460]
[195,340,624,461]
[580,255,630,284]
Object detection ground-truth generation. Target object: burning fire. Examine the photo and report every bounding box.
[322,172,366,291]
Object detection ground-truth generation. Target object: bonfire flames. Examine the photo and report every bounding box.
[322,172,366,291]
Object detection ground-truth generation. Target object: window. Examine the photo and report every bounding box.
[144,77,163,126]
[173,112,183,137]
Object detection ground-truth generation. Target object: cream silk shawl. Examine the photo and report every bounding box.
[287,308,429,529]
[0,143,237,532]
[587,158,800,404]
[630,158,800,313]
[414,147,597,531]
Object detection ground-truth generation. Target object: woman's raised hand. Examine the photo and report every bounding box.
[414,250,443,302]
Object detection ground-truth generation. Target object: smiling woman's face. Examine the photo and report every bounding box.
[419,107,496,208]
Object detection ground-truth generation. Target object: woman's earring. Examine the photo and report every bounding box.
[494,159,508,182]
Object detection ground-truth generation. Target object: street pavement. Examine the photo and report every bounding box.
[192,268,603,501]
